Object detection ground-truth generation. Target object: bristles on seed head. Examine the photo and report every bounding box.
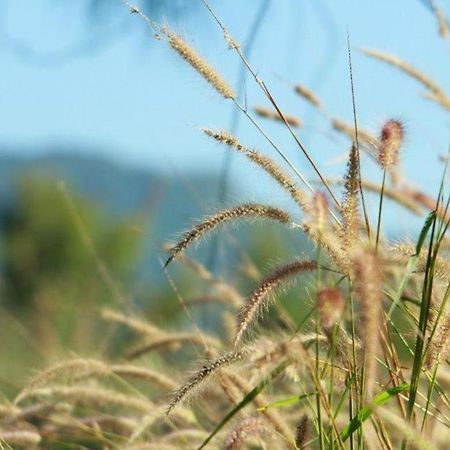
[307,192,329,232]
[295,414,310,450]
[378,119,404,170]
[0,430,41,447]
[235,260,317,345]
[317,287,346,330]
[162,28,235,99]
[341,144,361,250]
[14,359,109,405]
[425,313,450,368]
[203,129,308,209]
[165,204,291,266]
[224,416,269,450]
[254,105,302,128]
[203,128,239,148]
[294,85,321,108]
[166,350,245,414]
[353,249,383,398]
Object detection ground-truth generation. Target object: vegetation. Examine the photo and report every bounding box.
[1,1,450,449]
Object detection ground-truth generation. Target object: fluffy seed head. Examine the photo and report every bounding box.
[165,204,291,266]
[353,249,383,398]
[162,28,235,99]
[254,105,302,128]
[307,192,329,233]
[203,129,239,148]
[341,144,361,250]
[294,85,321,108]
[425,313,450,368]
[295,414,310,450]
[204,129,307,209]
[167,350,245,414]
[378,119,404,170]
[224,416,269,450]
[317,287,346,330]
[235,260,317,345]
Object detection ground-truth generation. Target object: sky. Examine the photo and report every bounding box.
[1,0,449,233]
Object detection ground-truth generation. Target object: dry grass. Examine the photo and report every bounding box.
[2,2,450,450]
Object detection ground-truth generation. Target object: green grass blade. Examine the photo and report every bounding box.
[257,391,317,412]
[388,211,435,319]
[197,361,289,450]
[339,384,409,442]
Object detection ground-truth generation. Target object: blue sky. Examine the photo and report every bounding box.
[1,0,449,232]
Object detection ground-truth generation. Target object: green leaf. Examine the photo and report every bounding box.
[257,391,316,412]
[388,211,435,319]
[339,384,409,442]
[415,211,436,256]
[197,361,288,450]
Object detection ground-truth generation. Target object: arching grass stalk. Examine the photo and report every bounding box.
[375,168,387,252]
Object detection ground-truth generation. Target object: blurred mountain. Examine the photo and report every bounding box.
[0,147,223,244]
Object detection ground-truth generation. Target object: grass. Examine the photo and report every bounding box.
[1,1,450,449]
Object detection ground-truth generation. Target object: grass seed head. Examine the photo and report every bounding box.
[162,28,235,99]
[378,119,404,170]
[166,204,291,266]
[235,260,317,345]
[166,350,245,415]
[317,287,346,330]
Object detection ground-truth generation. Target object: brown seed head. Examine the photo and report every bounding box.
[317,287,346,330]
[235,260,317,345]
[308,192,329,233]
[353,249,383,398]
[294,85,321,108]
[378,119,403,170]
[162,28,235,99]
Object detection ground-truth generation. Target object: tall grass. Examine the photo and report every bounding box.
[2,2,450,449]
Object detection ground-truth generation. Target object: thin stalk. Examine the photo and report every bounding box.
[315,244,324,450]
[376,169,387,252]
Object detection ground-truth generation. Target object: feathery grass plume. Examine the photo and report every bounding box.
[164,253,244,307]
[307,192,329,234]
[341,144,361,251]
[254,105,302,127]
[362,48,450,111]
[377,408,440,450]
[400,186,450,221]
[353,248,383,399]
[0,429,41,447]
[203,128,308,208]
[434,3,449,38]
[109,365,177,391]
[331,118,379,155]
[166,350,245,414]
[223,371,296,448]
[377,119,404,170]
[317,287,346,331]
[14,359,108,405]
[165,204,291,267]
[295,414,310,450]
[161,27,235,99]
[101,308,161,336]
[294,84,322,108]
[23,385,153,413]
[390,242,450,281]
[352,179,422,215]
[235,260,317,345]
[126,332,221,359]
[425,313,450,368]
[161,429,207,445]
[301,222,348,271]
[224,416,269,450]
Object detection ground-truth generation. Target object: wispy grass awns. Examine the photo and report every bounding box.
[4,2,450,450]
